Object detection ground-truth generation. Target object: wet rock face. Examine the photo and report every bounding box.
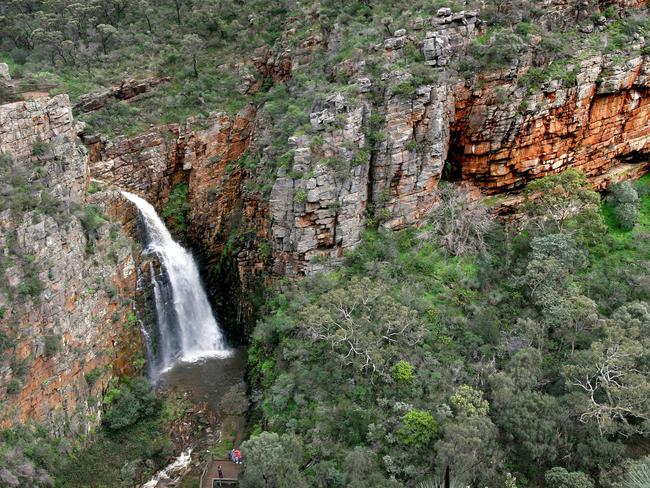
[0,96,139,434]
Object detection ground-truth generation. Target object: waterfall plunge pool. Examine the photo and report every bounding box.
[121,189,248,415]
[157,347,247,416]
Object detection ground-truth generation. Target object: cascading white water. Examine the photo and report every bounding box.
[121,191,230,377]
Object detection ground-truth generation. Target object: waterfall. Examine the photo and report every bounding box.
[122,191,230,377]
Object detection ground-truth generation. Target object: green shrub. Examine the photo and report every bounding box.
[162,183,190,232]
[342,408,375,446]
[544,467,593,488]
[87,181,102,194]
[398,409,438,447]
[392,360,414,384]
[19,275,44,299]
[391,81,416,97]
[405,139,419,151]
[31,138,50,156]
[43,334,61,358]
[85,368,102,388]
[6,378,21,394]
[126,311,137,328]
[351,148,370,166]
[211,438,234,458]
[239,151,261,170]
[404,43,425,64]
[515,21,534,36]
[459,28,525,77]
[520,66,546,91]
[608,181,640,230]
[324,156,349,174]
[410,63,438,86]
[79,205,108,235]
[295,189,308,204]
[40,190,62,216]
[103,377,158,431]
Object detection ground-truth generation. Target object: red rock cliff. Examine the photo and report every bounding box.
[0,95,140,434]
[451,55,650,194]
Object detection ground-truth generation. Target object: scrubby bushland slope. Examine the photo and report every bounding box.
[247,173,650,487]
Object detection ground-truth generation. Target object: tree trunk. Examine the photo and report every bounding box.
[175,0,182,25]
[144,13,153,33]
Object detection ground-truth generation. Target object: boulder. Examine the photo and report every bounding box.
[0,63,10,81]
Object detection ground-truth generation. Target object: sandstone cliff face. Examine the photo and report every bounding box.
[266,7,649,274]
[451,56,650,194]
[0,95,139,434]
[86,104,268,335]
[85,4,650,296]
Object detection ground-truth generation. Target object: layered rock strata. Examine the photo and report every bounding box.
[86,6,650,284]
[0,95,139,434]
[451,55,650,193]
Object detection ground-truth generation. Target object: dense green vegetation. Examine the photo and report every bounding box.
[0,0,293,134]
[161,183,191,234]
[246,172,650,487]
[0,378,189,487]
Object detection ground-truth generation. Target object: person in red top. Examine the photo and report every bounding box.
[234,448,242,464]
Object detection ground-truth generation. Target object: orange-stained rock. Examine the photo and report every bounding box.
[450,55,650,194]
[0,96,140,434]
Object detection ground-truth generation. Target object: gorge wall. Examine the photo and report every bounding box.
[0,95,140,434]
[84,5,650,297]
[451,55,650,194]
[1,0,649,435]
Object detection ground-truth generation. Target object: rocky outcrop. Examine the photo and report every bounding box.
[268,8,650,273]
[270,94,370,275]
[0,95,139,434]
[372,78,452,229]
[269,79,452,274]
[82,4,650,305]
[450,55,650,193]
[421,9,480,68]
[74,76,171,113]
